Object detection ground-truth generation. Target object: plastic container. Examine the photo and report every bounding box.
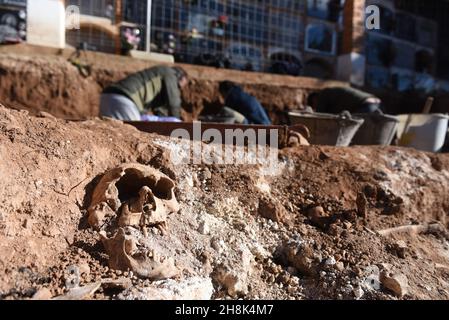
[288,112,365,146]
[397,113,449,152]
[352,113,399,146]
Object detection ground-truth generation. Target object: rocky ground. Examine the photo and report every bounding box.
[0,104,449,300]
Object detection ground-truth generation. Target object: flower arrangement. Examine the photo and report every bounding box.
[121,28,142,54]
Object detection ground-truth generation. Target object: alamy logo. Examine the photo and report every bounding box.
[365,5,381,30]
[66,5,80,30]
[169,122,279,166]
[65,4,380,32]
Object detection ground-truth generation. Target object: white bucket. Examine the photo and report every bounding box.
[397,114,449,152]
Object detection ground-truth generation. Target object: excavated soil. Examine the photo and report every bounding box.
[0,51,336,123]
[1,48,448,123]
[1,104,449,300]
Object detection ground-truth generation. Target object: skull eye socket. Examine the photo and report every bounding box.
[115,169,174,203]
[115,169,156,202]
[153,178,175,200]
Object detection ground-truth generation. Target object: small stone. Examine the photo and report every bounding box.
[22,218,33,229]
[37,111,56,119]
[290,276,300,286]
[307,206,330,229]
[203,168,212,180]
[363,265,381,291]
[198,220,210,235]
[212,247,254,297]
[365,276,381,291]
[345,284,354,293]
[287,285,296,294]
[297,224,308,236]
[42,225,60,237]
[335,262,345,272]
[281,242,319,276]
[32,288,52,300]
[64,265,80,289]
[65,234,75,246]
[278,273,290,284]
[101,278,132,290]
[34,180,43,189]
[379,263,393,272]
[380,271,409,298]
[325,257,336,266]
[78,262,90,276]
[211,237,226,254]
[328,224,342,236]
[353,286,364,299]
[258,196,289,224]
[356,192,368,217]
[394,240,407,259]
[53,282,101,300]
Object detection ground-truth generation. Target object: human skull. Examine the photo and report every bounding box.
[87,163,180,230]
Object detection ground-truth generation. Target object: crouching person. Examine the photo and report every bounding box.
[307,86,382,114]
[100,65,188,121]
[218,81,272,125]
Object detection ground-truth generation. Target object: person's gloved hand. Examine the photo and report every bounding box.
[339,110,352,120]
[141,115,181,122]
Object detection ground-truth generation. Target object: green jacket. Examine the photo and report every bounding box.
[103,66,182,118]
[316,87,375,114]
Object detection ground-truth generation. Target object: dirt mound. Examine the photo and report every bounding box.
[1,104,449,300]
[0,54,101,118]
[2,47,448,123]
[0,52,322,122]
